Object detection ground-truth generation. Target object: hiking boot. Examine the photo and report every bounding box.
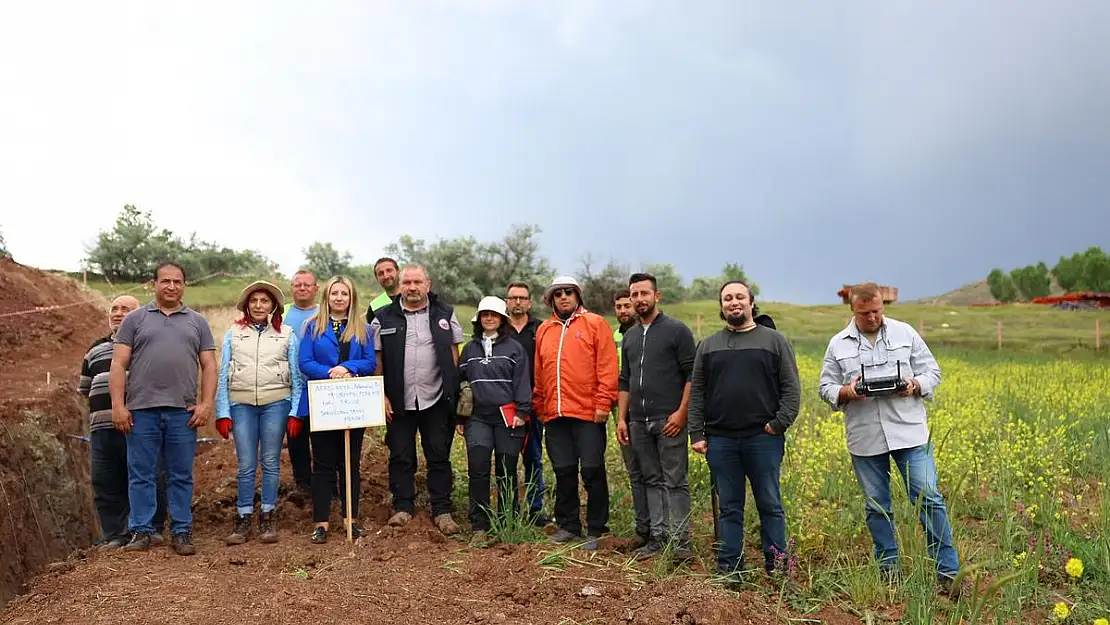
[634,540,663,560]
[149,532,165,546]
[434,514,460,536]
[98,535,130,551]
[171,532,196,556]
[258,512,278,544]
[548,528,579,543]
[122,532,151,552]
[938,574,963,600]
[581,535,599,551]
[311,526,327,544]
[226,514,252,545]
[673,543,695,562]
[387,511,412,527]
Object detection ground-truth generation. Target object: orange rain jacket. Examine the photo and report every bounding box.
[532,306,619,424]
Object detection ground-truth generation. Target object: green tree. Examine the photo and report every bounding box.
[987,268,1018,303]
[1054,246,1110,292]
[85,205,187,281]
[721,262,760,297]
[1009,262,1051,301]
[302,241,353,279]
[641,263,687,304]
[576,255,630,314]
[384,224,554,305]
[0,226,9,258]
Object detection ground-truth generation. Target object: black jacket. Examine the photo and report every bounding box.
[458,333,532,423]
[374,292,459,412]
[506,314,541,388]
[618,312,697,421]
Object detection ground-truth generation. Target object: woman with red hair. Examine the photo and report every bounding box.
[215,280,303,545]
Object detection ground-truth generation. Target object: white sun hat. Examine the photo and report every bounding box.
[470,295,509,323]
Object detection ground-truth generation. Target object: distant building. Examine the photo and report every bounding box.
[838,284,898,305]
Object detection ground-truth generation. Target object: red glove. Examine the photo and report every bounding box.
[287,417,303,439]
[215,418,232,439]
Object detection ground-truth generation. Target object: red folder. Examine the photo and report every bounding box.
[500,403,517,428]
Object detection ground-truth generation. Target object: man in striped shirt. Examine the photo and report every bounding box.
[79,295,167,549]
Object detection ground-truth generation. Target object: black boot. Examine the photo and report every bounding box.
[225,513,252,545]
[258,511,278,544]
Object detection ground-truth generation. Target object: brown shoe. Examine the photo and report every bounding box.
[433,514,460,536]
[225,514,251,546]
[388,511,412,527]
[258,512,278,544]
[171,532,196,556]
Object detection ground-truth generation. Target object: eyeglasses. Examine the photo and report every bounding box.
[552,288,576,298]
[506,296,530,301]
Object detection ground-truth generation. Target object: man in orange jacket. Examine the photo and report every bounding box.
[533,276,619,551]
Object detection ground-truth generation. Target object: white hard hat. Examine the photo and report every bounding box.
[470,295,509,323]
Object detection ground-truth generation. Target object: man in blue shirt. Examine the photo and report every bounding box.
[283,269,319,493]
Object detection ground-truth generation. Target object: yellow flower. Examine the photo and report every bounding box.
[1066,557,1084,579]
[1093,618,1109,625]
[1054,602,1070,620]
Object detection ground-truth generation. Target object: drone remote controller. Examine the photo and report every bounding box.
[854,360,909,397]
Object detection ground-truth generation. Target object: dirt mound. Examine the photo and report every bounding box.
[0,259,110,606]
[3,435,818,625]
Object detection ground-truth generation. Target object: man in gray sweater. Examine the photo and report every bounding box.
[617,273,697,560]
[689,280,801,576]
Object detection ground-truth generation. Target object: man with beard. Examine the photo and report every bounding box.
[612,288,649,548]
[504,281,550,526]
[366,257,401,322]
[617,273,696,560]
[533,276,618,551]
[817,282,959,596]
[688,280,800,576]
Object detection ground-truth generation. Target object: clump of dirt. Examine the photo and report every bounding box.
[0,259,108,606]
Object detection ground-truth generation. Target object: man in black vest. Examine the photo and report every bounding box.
[371,264,465,535]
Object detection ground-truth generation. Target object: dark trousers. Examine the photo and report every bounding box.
[465,417,526,531]
[91,428,166,541]
[706,433,786,573]
[287,413,313,488]
[545,417,609,537]
[630,420,691,543]
[521,413,545,513]
[309,428,365,523]
[385,397,454,517]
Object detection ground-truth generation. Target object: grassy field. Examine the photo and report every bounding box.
[186,276,1110,625]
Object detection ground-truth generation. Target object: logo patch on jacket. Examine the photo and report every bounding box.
[438,318,450,331]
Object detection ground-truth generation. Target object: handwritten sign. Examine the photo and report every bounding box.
[307,377,387,431]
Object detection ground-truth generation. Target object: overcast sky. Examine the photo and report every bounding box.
[2,1,1108,304]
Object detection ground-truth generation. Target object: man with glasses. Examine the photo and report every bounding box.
[817,282,960,597]
[504,281,550,526]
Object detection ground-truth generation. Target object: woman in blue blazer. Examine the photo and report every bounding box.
[297,275,376,544]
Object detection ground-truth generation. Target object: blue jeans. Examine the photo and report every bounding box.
[850,443,960,577]
[521,414,545,513]
[231,400,290,515]
[706,433,787,573]
[127,408,197,535]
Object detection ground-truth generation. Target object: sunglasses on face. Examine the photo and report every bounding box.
[552,288,576,298]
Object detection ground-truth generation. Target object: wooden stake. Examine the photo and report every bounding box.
[695,314,703,341]
[997,321,1003,350]
[1096,319,1102,352]
[344,429,353,543]
[46,372,51,385]
[918,317,925,336]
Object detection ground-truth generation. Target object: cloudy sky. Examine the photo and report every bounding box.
[2,1,1108,303]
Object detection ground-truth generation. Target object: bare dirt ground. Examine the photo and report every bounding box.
[0,259,862,624]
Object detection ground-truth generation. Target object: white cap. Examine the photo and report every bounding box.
[470,295,509,323]
[543,275,582,303]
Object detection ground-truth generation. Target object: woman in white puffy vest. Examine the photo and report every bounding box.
[215,280,303,545]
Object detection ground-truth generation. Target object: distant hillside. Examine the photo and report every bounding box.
[911,280,997,306]
[913,278,1066,306]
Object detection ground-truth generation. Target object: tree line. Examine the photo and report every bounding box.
[987,246,1110,302]
[83,205,757,308]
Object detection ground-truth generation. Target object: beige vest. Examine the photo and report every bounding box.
[228,323,293,406]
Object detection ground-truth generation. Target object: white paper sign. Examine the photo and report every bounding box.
[307,376,387,431]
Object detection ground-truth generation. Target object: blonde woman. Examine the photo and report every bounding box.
[296,276,376,544]
[215,280,302,545]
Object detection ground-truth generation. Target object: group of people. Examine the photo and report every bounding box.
[79,259,962,595]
